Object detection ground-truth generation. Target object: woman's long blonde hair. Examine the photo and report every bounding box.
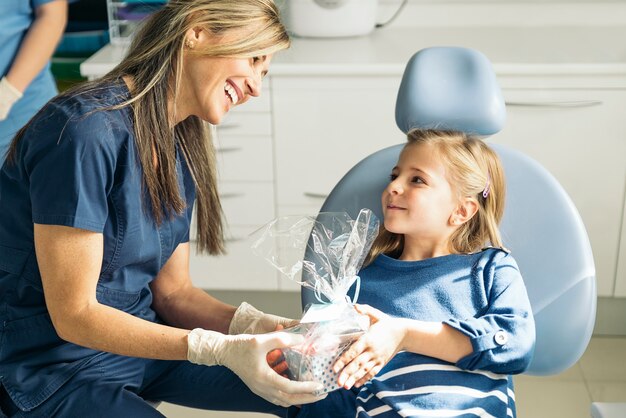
[364,129,506,265]
[8,0,290,255]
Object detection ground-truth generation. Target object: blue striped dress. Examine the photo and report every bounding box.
[295,248,535,418]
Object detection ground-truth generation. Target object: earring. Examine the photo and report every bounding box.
[184,38,196,49]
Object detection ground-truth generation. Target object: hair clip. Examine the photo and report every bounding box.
[482,173,491,198]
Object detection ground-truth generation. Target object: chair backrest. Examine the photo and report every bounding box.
[302,46,596,375]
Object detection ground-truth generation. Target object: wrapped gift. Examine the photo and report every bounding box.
[252,209,379,394]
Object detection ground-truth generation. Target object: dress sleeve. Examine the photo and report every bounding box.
[444,251,536,374]
[25,105,120,233]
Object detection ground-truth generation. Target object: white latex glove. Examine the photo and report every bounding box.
[187,328,326,407]
[0,77,23,121]
[228,301,298,335]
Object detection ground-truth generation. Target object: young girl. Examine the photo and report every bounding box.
[294,129,536,418]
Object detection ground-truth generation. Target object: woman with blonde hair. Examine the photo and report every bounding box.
[0,1,325,416]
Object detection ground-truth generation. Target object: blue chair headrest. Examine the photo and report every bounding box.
[395,47,506,136]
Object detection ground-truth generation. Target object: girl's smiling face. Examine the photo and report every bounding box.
[382,142,460,251]
[175,28,272,125]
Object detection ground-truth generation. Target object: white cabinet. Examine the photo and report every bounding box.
[615,192,626,297]
[491,88,626,297]
[272,76,406,216]
[189,85,279,291]
[189,225,277,290]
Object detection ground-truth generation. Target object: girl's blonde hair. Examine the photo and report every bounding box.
[365,129,506,265]
[9,0,290,255]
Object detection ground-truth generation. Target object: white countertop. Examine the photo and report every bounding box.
[81,25,626,78]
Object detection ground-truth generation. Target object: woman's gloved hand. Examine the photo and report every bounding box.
[228,302,298,335]
[0,77,23,121]
[187,328,326,407]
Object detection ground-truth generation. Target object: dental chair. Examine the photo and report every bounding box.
[302,47,597,380]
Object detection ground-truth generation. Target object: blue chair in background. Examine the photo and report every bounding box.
[302,47,597,378]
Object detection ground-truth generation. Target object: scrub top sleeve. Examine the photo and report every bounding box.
[26,107,119,233]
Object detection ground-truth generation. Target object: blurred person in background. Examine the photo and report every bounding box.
[0,0,69,165]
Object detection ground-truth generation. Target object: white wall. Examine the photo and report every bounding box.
[378,0,626,26]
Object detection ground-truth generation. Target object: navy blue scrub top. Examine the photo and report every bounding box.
[0,81,195,411]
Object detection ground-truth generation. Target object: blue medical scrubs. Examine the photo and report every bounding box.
[0,82,288,417]
[0,0,61,164]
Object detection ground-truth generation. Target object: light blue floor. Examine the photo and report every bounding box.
[158,335,626,418]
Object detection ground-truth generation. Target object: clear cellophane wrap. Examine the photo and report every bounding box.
[251,209,379,394]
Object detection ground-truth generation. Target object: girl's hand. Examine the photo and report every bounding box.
[332,304,407,390]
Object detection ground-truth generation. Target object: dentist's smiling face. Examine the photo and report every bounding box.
[177,28,272,125]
